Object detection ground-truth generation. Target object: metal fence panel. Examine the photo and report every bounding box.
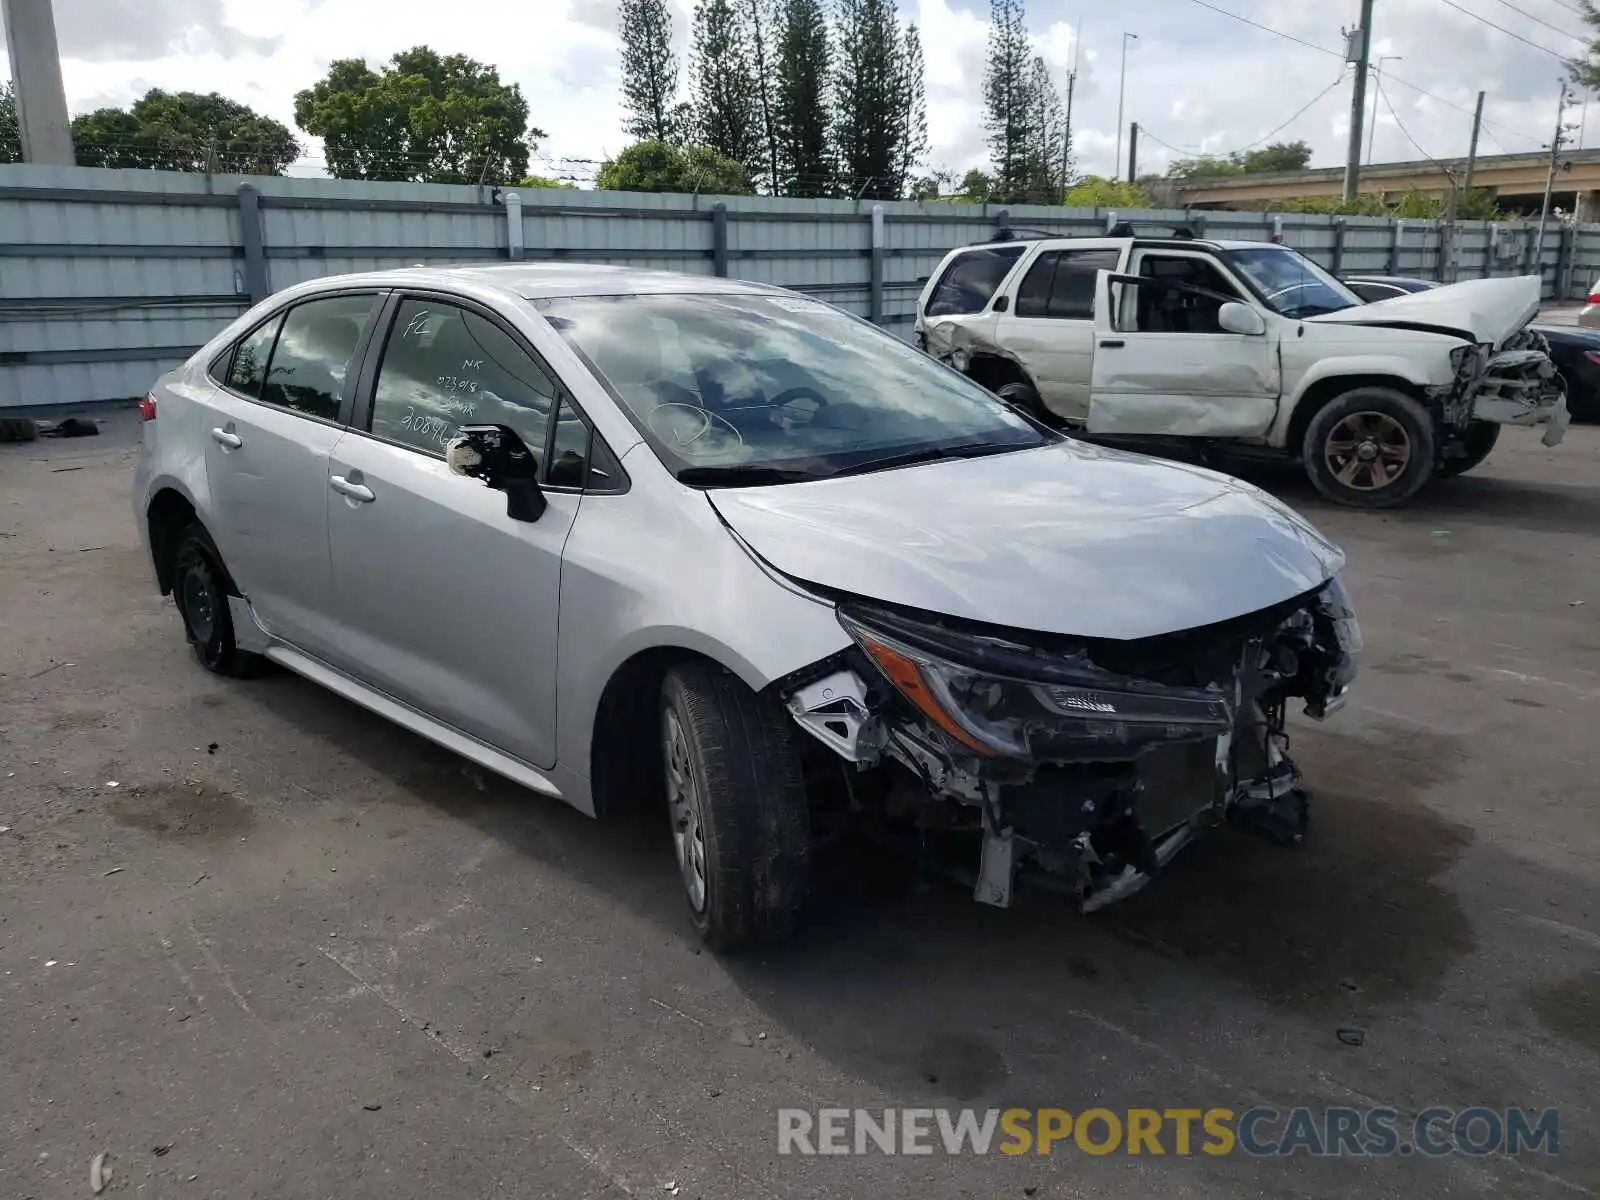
[8,164,1600,408]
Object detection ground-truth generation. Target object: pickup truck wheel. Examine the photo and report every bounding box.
[660,662,810,951]
[1302,388,1436,508]
[1436,420,1500,478]
[996,380,1048,422]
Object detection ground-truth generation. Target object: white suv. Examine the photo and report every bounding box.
[914,227,1570,507]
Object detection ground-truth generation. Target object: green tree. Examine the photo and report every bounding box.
[691,0,759,168]
[69,90,299,174]
[1,82,19,163]
[1063,175,1152,207]
[893,23,930,198]
[774,0,834,195]
[982,0,1033,202]
[294,47,541,183]
[1166,154,1243,180]
[1569,2,1600,91]
[957,167,997,202]
[620,0,690,143]
[832,0,908,199]
[1240,140,1312,173]
[594,139,753,193]
[517,173,575,189]
[1020,55,1066,202]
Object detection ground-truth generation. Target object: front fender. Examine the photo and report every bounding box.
[1273,353,1448,445]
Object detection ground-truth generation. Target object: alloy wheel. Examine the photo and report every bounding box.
[662,706,708,914]
[1324,411,1412,491]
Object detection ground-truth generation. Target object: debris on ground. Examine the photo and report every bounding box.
[362,1102,382,1111]
[1336,1027,1367,1047]
[42,417,101,438]
[207,743,219,754]
[729,1027,754,1047]
[102,867,124,877]
[151,1145,170,1156]
[90,1151,109,1193]
[104,781,119,789]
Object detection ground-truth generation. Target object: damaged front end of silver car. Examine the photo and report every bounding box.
[1436,327,1571,449]
[782,579,1361,913]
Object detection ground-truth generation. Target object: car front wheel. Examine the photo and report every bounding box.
[660,662,810,951]
[1302,387,1437,508]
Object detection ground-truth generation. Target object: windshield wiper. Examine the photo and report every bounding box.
[825,441,1022,479]
[676,464,819,487]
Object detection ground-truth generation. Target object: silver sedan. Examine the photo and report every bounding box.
[134,264,1361,949]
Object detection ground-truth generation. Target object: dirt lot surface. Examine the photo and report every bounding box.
[3,413,1598,1199]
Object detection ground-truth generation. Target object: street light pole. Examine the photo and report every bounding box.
[1365,55,1402,165]
[1114,32,1138,182]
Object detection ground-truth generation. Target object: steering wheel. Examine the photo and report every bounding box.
[646,402,745,459]
[768,385,829,410]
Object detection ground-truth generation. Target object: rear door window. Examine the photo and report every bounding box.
[924,246,1027,316]
[259,294,378,421]
[1046,249,1121,318]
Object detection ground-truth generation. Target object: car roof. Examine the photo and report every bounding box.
[953,235,1294,254]
[289,263,792,301]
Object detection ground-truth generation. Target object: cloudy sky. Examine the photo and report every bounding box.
[2,0,1595,182]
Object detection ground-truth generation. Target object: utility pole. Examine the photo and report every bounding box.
[1,0,75,165]
[1535,81,1573,266]
[1463,90,1486,195]
[1062,19,1080,192]
[1342,0,1375,202]
[1114,32,1138,182]
[1127,122,1140,183]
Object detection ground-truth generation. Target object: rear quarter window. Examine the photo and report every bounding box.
[924,246,1027,316]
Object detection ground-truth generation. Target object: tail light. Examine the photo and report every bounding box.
[137,394,157,422]
[1589,289,1600,304]
[1584,351,1600,367]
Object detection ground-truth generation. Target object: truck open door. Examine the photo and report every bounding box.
[1085,270,1283,439]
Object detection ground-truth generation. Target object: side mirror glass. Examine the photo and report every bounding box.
[1218,301,1267,337]
[446,424,547,522]
[992,294,1010,312]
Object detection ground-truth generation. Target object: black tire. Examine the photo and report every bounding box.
[1436,420,1500,479]
[995,379,1050,423]
[1301,387,1437,509]
[660,662,810,951]
[172,524,261,678]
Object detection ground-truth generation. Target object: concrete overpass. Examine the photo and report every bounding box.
[1170,147,1600,220]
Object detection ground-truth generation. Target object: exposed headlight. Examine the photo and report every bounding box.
[1449,343,1488,380]
[837,607,1234,760]
[1319,574,1364,655]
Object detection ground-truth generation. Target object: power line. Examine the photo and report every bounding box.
[1481,0,1587,42]
[1378,70,1546,144]
[1434,0,1574,60]
[1180,0,1343,58]
[1140,74,1347,163]
[1375,75,1458,177]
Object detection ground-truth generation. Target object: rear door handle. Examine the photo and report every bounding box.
[1098,339,1126,349]
[330,476,375,503]
[210,427,243,449]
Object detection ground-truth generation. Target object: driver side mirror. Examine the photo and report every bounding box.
[1218,302,1267,337]
[991,294,1010,312]
[446,424,547,523]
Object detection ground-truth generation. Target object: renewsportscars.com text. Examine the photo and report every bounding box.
[776,1106,1560,1158]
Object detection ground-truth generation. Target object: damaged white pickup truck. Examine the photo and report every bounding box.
[915,226,1570,507]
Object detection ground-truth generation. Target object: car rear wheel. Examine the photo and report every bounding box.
[1302,387,1437,508]
[1437,420,1500,478]
[660,662,810,951]
[173,525,261,678]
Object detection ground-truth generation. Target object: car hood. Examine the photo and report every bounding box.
[708,442,1345,641]
[1307,275,1538,347]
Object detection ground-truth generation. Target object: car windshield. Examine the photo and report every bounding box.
[537,292,1053,482]
[1224,247,1361,318]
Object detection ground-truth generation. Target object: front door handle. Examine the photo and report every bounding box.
[330,476,375,503]
[210,427,243,449]
[1098,339,1126,349]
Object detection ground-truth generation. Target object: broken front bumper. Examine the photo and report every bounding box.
[784,579,1361,913]
[1446,331,1571,448]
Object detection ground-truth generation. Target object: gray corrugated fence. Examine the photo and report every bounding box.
[5,163,1600,410]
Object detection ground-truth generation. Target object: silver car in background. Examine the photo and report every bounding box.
[134,264,1361,949]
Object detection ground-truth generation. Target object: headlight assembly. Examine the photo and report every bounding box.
[837,607,1234,761]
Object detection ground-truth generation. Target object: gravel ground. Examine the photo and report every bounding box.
[2,413,1597,1199]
